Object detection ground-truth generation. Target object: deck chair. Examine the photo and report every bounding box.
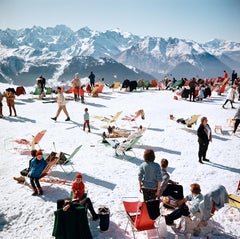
[10,130,47,151]
[112,81,121,91]
[228,194,240,209]
[57,145,82,174]
[101,111,122,124]
[31,87,42,98]
[94,111,122,125]
[45,87,53,98]
[122,197,160,239]
[121,109,145,128]
[40,155,59,178]
[185,114,201,128]
[116,134,142,157]
[106,132,142,157]
[122,109,145,125]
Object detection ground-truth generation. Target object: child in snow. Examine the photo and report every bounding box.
[79,85,85,103]
[197,85,205,101]
[29,150,47,196]
[83,108,90,132]
[64,172,98,220]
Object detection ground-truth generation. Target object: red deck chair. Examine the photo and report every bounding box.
[40,157,59,179]
[151,79,157,87]
[15,86,26,96]
[122,197,160,239]
[11,130,47,151]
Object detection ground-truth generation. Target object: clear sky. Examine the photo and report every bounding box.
[0,0,239,43]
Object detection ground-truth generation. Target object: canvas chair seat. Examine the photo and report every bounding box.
[122,197,160,239]
[106,131,143,159]
[55,145,82,174]
[93,111,122,125]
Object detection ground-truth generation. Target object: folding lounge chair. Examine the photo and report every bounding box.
[40,156,59,178]
[122,109,145,127]
[122,197,160,239]
[106,132,142,158]
[185,115,201,128]
[57,145,82,174]
[116,134,142,157]
[100,111,123,124]
[9,130,47,152]
[93,111,122,125]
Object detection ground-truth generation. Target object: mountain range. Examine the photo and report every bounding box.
[0,24,240,86]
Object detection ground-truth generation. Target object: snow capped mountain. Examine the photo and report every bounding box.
[0,25,239,86]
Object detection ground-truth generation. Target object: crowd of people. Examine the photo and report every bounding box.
[5,69,240,235]
[137,112,238,226]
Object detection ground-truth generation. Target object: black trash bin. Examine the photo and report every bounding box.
[98,207,110,231]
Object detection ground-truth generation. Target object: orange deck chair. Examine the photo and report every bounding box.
[11,130,47,151]
[122,197,160,239]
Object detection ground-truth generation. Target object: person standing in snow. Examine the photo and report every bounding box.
[51,87,70,121]
[197,117,212,164]
[83,108,90,132]
[189,77,197,102]
[223,70,228,79]
[29,150,47,196]
[231,70,237,86]
[233,106,240,135]
[138,149,162,201]
[222,86,236,109]
[71,73,81,101]
[79,85,85,104]
[88,71,95,88]
[3,88,17,117]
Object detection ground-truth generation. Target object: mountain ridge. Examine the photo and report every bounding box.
[0,25,239,86]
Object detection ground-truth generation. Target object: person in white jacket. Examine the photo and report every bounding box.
[222,86,236,109]
[51,87,70,121]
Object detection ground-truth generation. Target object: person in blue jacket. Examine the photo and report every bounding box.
[29,150,47,196]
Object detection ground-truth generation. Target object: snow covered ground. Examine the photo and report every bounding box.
[0,82,239,239]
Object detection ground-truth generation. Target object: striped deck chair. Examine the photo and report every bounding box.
[106,132,143,158]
